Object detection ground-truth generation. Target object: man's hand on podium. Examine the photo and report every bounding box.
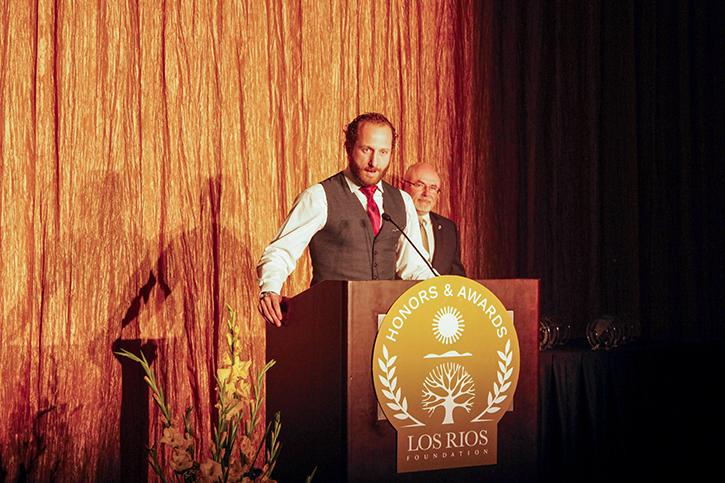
[258,291,285,327]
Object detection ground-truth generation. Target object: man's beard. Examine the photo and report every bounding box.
[350,164,389,186]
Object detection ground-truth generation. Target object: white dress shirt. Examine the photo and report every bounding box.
[257,171,434,294]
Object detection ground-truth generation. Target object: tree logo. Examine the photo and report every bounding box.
[372,276,520,473]
[422,362,475,424]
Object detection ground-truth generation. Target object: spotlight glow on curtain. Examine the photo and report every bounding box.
[0,1,481,479]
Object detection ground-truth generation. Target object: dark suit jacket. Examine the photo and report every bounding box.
[429,211,466,276]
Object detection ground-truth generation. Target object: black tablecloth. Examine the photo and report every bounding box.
[539,339,724,482]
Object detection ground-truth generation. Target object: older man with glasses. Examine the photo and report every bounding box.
[402,162,466,276]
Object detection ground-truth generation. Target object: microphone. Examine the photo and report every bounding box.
[381,212,438,278]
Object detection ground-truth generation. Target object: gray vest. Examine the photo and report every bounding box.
[309,172,407,284]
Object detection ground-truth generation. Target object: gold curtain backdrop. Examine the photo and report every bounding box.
[0,1,490,480]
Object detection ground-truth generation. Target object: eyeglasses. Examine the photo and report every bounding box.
[403,179,441,193]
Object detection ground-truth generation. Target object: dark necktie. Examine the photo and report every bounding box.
[360,185,381,235]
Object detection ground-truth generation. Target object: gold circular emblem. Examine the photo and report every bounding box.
[372,276,520,472]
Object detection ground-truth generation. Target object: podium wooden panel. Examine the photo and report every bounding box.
[266,279,539,482]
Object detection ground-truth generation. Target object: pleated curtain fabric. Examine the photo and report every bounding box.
[0,1,480,480]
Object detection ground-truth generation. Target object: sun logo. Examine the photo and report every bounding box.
[432,306,465,344]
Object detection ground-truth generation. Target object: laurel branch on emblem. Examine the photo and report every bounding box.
[377,345,425,427]
[471,339,513,422]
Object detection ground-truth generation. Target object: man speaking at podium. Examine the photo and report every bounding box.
[257,113,434,326]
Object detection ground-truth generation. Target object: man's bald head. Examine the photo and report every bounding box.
[403,163,442,216]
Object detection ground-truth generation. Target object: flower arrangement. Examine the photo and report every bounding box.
[116,305,282,482]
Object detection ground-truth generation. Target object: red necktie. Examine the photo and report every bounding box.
[360,185,381,235]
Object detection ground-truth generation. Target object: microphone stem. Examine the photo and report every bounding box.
[382,213,438,278]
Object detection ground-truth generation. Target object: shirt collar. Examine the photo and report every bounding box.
[343,169,384,194]
[419,212,432,224]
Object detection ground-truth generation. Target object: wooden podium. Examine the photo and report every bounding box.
[266,279,539,482]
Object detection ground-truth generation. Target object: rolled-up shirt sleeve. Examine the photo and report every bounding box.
[256,184,327,294]
[395,191,437,280]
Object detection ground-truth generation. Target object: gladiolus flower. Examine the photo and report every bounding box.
[227,459,246,482]
[199,459,223,482]
[217,366,231,384]
[160,427,192,450]
[169,448,193,472]
[225,400,245,420]
[240,436,256,465]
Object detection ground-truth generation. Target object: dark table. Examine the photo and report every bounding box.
[539,339,724,482]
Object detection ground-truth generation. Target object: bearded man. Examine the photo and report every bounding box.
[257,112,432,326]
